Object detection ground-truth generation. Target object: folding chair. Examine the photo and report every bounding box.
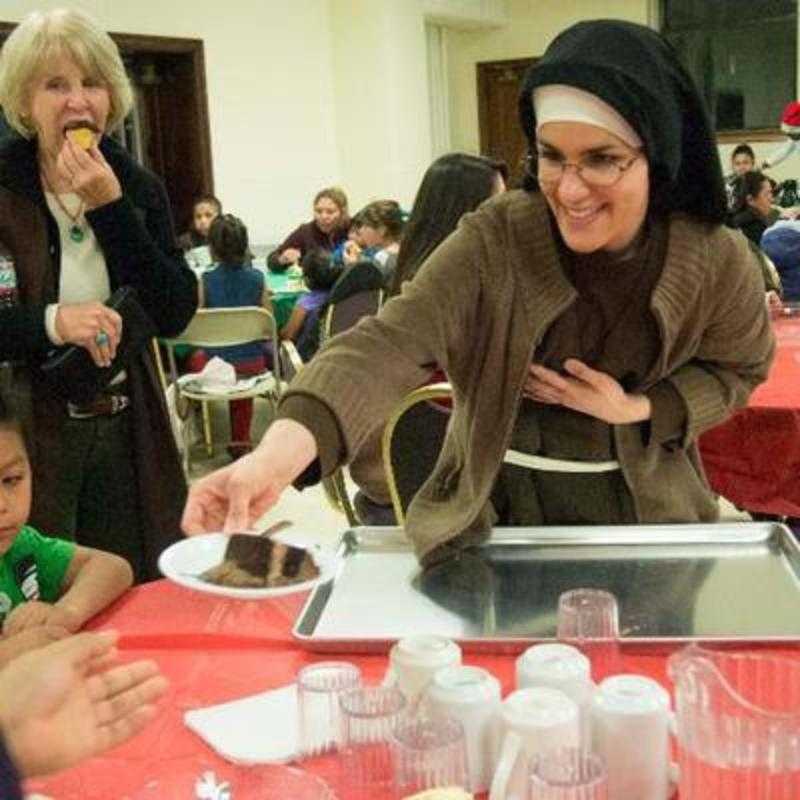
[161,307,282,474]
[321,260,386,344]
[382,382,453,525]
[322,288,384,342]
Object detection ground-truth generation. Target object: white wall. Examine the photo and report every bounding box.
[330,0,432,213]
[444,0,651,154]
[3,0,343,245]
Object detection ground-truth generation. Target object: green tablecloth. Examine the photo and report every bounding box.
[187,260,307,329]
[264,267,307,328]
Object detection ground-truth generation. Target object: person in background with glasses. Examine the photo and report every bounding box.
[183,21,774,568]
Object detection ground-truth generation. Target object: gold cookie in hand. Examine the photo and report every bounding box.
[66,127,95,150]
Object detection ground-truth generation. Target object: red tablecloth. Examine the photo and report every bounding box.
[699,316,800,517]
[23,580,800,799]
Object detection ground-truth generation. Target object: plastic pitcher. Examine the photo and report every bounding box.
[668,645,800,799]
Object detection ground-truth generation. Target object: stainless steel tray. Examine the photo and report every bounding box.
[292,523,800,653]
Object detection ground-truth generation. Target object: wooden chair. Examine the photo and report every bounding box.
[382,382,453,525]
[160,307,282,474]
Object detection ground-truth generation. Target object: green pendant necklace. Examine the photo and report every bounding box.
[41,171,86,244]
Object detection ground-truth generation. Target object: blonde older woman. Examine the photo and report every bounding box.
[0,9,197,582]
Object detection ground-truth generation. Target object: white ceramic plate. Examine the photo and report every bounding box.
[158,533,338,599]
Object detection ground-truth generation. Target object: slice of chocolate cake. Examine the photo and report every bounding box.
[200,535,320,589]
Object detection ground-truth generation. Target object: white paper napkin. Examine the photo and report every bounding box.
[184,684,298,765]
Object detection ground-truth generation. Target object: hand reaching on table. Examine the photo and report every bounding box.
[182,418,318,534]
[0,630,168,777]
[278,248,302,266]
[525,359,651,424]
[3,601,81,636]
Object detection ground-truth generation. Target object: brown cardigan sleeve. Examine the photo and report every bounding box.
[277,218,485,463]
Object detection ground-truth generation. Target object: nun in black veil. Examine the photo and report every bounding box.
[184,20,775,570]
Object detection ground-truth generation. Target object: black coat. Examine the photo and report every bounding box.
[0,133,197,579]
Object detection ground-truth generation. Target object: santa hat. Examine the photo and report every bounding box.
[780,101,800,134]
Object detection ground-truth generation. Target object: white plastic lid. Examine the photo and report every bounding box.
[518,643,591,682]
[593,674,670,716]
[391,635,462,669]
[502,687,579,728]
[428,665,501,706]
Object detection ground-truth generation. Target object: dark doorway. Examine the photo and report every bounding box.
[477,57,535,188]
[0,24,213,235]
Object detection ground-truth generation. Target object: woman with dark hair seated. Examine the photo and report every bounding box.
[352,153,508,523]
[389,153,507,296]
[729,170,780,246]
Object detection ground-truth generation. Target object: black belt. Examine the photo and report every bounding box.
[67,384,130,419]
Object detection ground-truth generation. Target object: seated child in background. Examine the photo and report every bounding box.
[343,200,405,284]
[177,194,222,252]
[0,396,132,667]
[337,211,365,266]
[281,249,341,361]
[188,214,271,460]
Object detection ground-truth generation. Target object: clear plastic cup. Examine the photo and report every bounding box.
[556,588,621,680]
[338,686,407,800]
[297,661,362,758]
[391,716,469,796]
[529,747,608,799]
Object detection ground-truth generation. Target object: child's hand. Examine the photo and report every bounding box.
[2,625,71,656]
[3,602,81,636]
[343,241,361,266]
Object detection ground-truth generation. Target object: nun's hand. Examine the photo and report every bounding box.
[525,359,651,424]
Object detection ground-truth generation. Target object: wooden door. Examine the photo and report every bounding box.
[477,57,535,188]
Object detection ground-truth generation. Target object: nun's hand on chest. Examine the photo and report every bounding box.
[525,358,652,425]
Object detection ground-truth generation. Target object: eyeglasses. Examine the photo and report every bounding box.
[533,151,642,188]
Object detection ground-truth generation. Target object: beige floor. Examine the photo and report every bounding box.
[185,396,352,550]
[185,396,750,549]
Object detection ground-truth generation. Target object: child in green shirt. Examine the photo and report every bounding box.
[0,395,133,666]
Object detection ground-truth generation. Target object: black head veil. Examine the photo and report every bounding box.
[518,20,727,224]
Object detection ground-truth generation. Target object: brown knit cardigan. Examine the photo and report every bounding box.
[283,190,775,563]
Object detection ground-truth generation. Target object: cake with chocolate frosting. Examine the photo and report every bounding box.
[200,535,320,589]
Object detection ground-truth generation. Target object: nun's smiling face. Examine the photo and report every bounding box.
[537,122,649,254]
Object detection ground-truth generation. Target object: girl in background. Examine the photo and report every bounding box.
[188,214,270,459]
[344,200,406,284]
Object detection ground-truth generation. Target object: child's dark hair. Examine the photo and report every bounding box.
[730,170,770,215]
[731,143,756,163]
[209,214,249,266]
[194,194,222,216]
[301,249,341,290]
[0,392,28,451]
